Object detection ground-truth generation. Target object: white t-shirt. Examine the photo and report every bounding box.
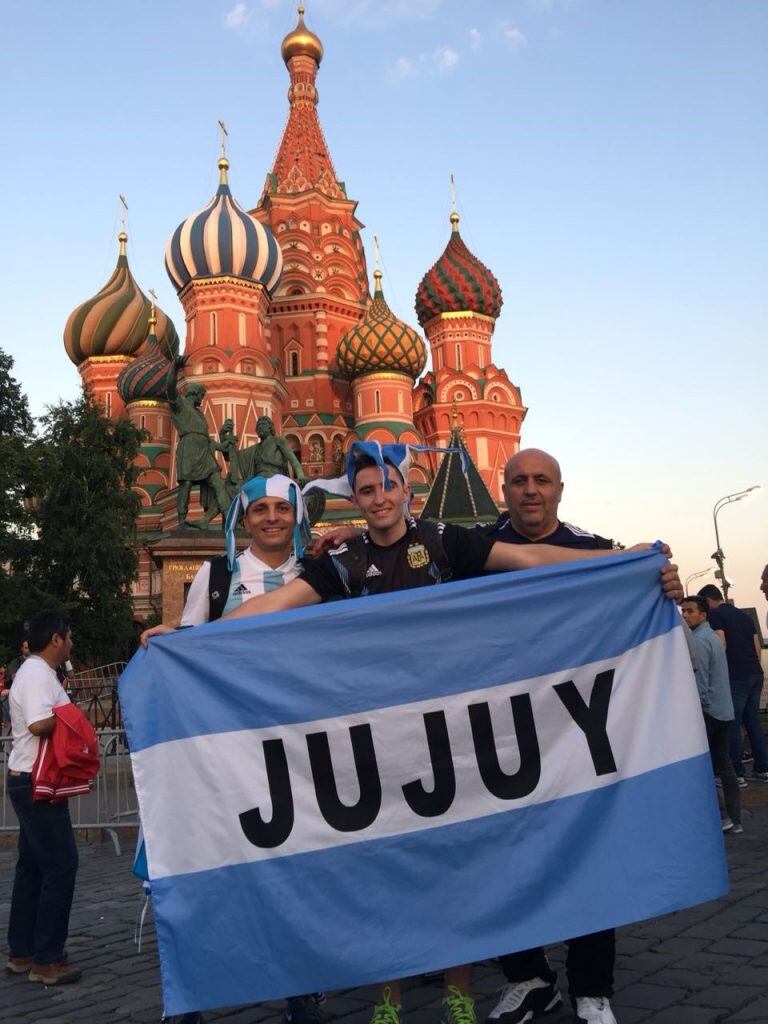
[180,548,301,625]
[8,655,70,773]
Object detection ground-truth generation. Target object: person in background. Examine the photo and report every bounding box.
[0,663,10,732]
[6,610,82,985]
[681,596,742,833]
[6,638,30,684]
[698,585,767,785]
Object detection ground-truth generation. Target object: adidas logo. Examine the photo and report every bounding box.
[232,584,250,595]
[365,564,383,578]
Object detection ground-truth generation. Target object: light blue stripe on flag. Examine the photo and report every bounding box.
[121,547,680,751]
[120,547,728,1017]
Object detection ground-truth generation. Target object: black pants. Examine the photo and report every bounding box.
[705,713,741,826]
[7,772,78,964]
[499,929,615,998]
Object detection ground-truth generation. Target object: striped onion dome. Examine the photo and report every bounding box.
[415,212,503,327]
[64,233,179,366]
[116,316,174,405]
[165,157,283,295]
[337,270,426,380]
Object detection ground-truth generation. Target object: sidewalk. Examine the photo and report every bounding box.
[1,803,767,1024]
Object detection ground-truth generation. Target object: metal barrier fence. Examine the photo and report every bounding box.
[1,728,137,855]
[67,661,126,729]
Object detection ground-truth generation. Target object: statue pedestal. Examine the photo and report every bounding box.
[148,530,229,626]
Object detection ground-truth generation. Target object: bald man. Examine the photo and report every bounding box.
[479,449,683,1024]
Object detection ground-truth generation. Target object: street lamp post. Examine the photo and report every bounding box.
[712,486,761,602]
[684,568,713,595]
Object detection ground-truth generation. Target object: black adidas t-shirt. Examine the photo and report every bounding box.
[477,514,613,551]
[300,521,494,601]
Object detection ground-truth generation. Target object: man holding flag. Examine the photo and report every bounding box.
[219,442,681,1024]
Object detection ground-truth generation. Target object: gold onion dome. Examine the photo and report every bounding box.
[281,5,323,65]
[337,270,427,380]
[64,232,179,366]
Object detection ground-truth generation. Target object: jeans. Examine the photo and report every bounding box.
[499,929,615,998]
[705,713,741,826]
[730,674,768,775]
[7,772,78,964]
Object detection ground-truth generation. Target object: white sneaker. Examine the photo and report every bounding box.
[573,996,617,1023]
[486,979,562,1023]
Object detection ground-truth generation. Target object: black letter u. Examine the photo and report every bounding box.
[239,738,294,848]
[469,696,541,799]
[307,724,382,832]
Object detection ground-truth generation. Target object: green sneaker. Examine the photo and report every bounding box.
[440,986,477,1024]
[370,988,403,1024]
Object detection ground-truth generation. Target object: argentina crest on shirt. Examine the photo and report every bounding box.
[120,546,728,1018]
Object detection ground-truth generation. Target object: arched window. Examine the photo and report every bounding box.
[308,434,325,463]
[285,434,301,464]
[455,343,462,370]
[238,313,247,347]
[374,389,381,414]
[140,414,146,431]
[289,351,300,376]
[210,312,217,345]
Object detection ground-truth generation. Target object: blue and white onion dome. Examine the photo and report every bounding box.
[165,157,283,295]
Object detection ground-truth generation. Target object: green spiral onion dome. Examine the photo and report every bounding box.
[64,232,179,366]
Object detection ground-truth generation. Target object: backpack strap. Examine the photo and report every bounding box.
[208,554,233,622]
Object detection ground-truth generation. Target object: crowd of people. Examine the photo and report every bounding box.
[4,444,765,1024]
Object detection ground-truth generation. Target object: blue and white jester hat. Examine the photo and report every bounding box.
[224,474,307,570]
[302,440,468,501]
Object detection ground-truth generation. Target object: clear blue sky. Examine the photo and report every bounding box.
[2,0,766,615]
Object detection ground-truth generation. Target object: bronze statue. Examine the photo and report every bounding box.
[166,356,231,529]
[237,416,307,487]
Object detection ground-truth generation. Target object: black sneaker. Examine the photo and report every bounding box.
[486,979,562,1023]
[285,995,330,1024]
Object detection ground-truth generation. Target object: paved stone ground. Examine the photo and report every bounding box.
[1,800,766,1024]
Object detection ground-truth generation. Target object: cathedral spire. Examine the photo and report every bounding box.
[266,6,344,200]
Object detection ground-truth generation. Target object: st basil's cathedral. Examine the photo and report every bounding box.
[61,6,527,623]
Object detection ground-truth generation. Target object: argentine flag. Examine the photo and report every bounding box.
[120,546,728,1017]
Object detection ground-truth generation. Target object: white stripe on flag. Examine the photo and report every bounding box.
[135,627,703,879]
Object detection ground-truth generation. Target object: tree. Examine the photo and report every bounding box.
[0,349,45,661]
[34,394,146,665]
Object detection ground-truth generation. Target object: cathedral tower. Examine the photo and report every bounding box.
[251,5,370,479]
[413,212,526,501]
[64,231,178,419]
[337,268,427,471]
[164,154,285,458]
